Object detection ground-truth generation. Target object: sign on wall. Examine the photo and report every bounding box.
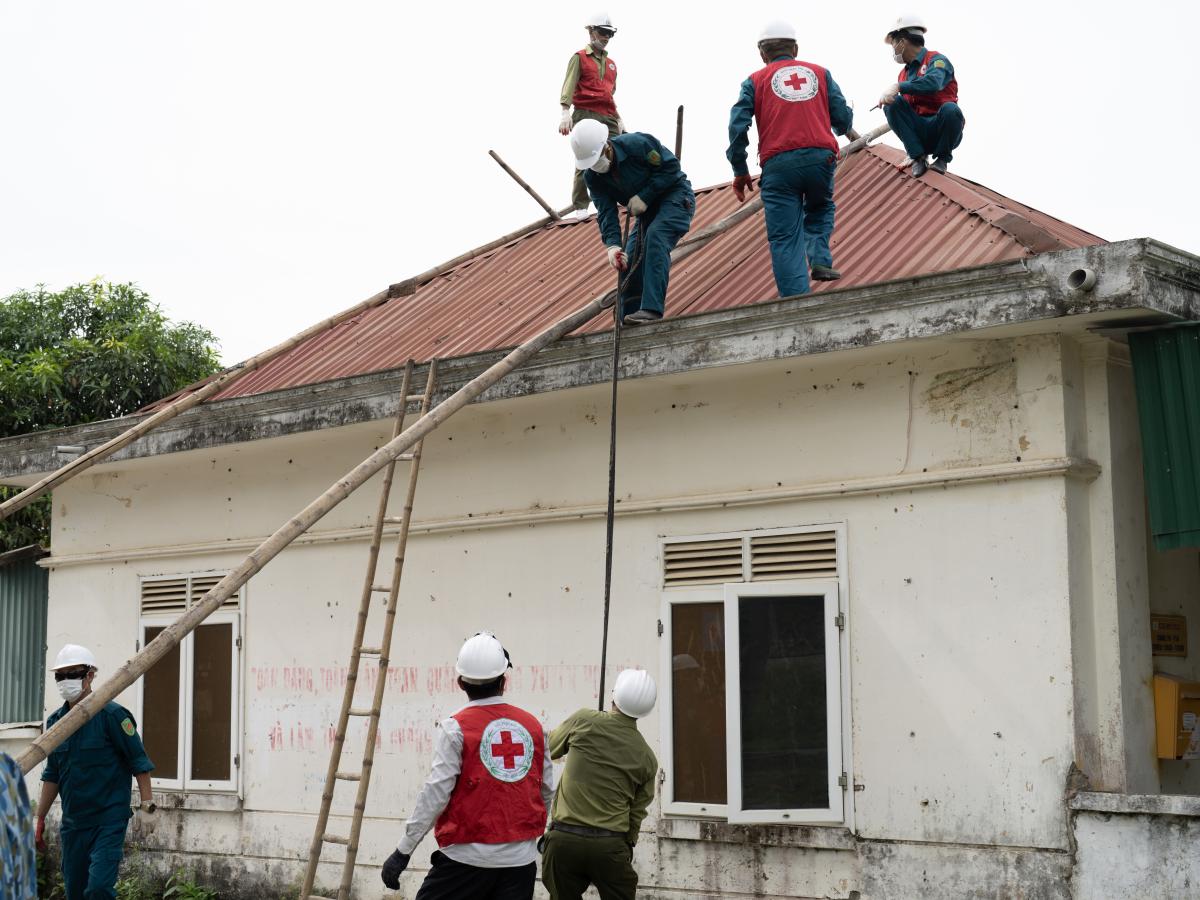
[1151,614,1188,657]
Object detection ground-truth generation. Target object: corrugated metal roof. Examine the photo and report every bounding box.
[185,144,1106,404]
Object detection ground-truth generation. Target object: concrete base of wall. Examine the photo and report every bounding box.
[1071,792,1200,900]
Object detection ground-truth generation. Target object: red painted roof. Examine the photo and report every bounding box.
[174,144,1106,405]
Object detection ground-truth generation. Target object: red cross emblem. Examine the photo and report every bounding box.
[784,72,809,92]
[490,730,525,770]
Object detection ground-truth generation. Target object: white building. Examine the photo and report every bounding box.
[4,153,1200,898]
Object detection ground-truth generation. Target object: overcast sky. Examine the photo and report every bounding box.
[2,1,1196,364]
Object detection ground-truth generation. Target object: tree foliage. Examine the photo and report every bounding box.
[0,281,221,551]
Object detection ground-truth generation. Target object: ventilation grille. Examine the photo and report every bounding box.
[140,578,188,615]
[663,539,743,587]
[750,531,838,581]
[141,574,238,615]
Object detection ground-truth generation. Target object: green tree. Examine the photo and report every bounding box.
[0,281,221,551]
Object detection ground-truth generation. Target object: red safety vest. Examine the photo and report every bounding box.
[572,49,618,118]
[899,49,959,117]
[749,58,839,164]
[433,703,546,847]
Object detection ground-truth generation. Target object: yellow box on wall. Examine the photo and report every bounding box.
[1154,673,1200,760]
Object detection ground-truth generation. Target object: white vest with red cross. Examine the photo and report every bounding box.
[750,58,838,164]
[434,703,546,847]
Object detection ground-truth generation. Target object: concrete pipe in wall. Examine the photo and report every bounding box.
[1067,268,1097,292]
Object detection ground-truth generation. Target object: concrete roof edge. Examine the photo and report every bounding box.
[0,239,1195,482]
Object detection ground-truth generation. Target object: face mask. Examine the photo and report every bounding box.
[57,679,84,702]
[591,154,611,174]
[892,47,905,64]
[591,38,607,51]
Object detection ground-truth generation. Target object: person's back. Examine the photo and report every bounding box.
[550,708,655,835]
[541,670,658,900]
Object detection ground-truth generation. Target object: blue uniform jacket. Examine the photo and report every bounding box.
[727,56,853,177]
[584,132,691,248]
[899,50,954,97]
[42,701,154,830]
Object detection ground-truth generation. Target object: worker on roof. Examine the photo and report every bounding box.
[878,15,964,177]
[37,644,156,900]
[569,120,695,326]
[381,632,554,899]
[541,669,658,900]
[560,12,625,217]
[726,20,853,297]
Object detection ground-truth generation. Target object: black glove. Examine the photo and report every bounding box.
[381,850,410,889]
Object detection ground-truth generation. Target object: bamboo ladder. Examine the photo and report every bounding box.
[299,359,437,900]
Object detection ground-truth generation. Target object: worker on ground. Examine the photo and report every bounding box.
[2,752,37,900]
[726,20,854,297]
[878,15,964,177]
[381,632,554,899]
[541,669,658,900]
[36,644,156,900]
[559,12,624,216]
[570,120,695,326]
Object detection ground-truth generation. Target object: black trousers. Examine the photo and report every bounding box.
[540,830,638,900]
[414,851,536,900]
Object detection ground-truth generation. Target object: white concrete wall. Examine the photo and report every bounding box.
[32,333,1155,897]
[1072,797,1200,900]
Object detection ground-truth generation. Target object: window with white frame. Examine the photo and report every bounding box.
[138,573,242,793]
[660,526,847,825]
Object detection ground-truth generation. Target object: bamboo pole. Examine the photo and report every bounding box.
[489,150,561,220]
[16,291,613,776]
[674,105,684,161]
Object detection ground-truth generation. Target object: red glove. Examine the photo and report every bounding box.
[35,817,46,852]
[733,174,755,203]
[606,246,628,272]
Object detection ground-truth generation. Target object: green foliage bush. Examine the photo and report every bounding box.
[0,281,221,551]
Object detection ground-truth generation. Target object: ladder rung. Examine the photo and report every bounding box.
[306,894,337,900]
[371,584,391,593]
[397,452,415,461]
[322,832,350,845]
[405,393,425,401]
[358,647,382,655]
[382,516,405,525]
[348,708,377,717]
[334,771,362,781]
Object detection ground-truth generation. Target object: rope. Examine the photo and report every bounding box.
[597,210,646,711]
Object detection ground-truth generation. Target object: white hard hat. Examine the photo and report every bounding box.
[884,14,926,42]
[612,669,657,718]
[586,12,616,32]
[455,632,511,684]
[758,20,796,43]
[50,643,97,671]
[570,119,610,171]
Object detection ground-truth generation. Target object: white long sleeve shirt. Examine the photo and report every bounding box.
[396,697,556,867]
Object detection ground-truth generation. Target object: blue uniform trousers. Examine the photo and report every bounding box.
[620,185,695,317]
[759,148,837,298]
[884,100,964,163]
[61,820,126,900]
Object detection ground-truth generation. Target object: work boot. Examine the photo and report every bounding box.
[811,265,842,281]
[929,158,948,175]
[623,309,663,326]
[911,157,928,178]
[572,206,592,221]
